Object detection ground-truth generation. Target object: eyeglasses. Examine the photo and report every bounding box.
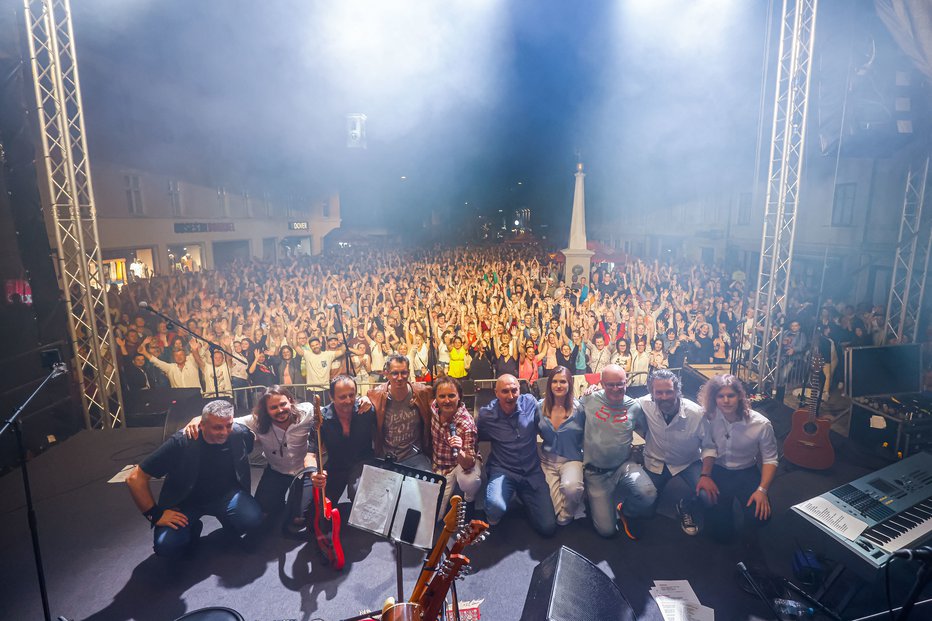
[388,370,409,378]
[603,382,627,389]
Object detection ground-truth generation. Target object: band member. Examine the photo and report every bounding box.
[537,366,585,526]
[478,374,557,537]
[430,376,482,513]
[700,374,778,542]
[127,400,261,558]
[367,354,433,471]
[627,369,718,535]
[580,365,654,538]
[310,375,378,505]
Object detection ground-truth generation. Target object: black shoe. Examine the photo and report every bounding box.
[676,499,699,536]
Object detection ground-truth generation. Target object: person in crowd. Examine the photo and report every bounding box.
[123,352,154,393]
[537,367,585,526]
[648,338,668,371]
[579,365,654,539]
[271,345,302,386]
[448,336,468,379]
[309,375,377,507]
[629,339,651,390]
[248,349,276,387]
[140,336,201,389]
[298,336,345,391]
[627,369,718,536]
[611,338,632,373]
[191,343,233,398]
[588,333,612,375]
[126,400,262,558]
[367,354,433,470]
[700,374,778,543]
[430,376,482,513]
[478,374,557,536]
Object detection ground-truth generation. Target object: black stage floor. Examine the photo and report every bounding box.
[0,425,929,621]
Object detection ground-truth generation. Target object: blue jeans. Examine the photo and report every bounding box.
[153,489,262,559]
[485,467,557,537]
[584,462,657,538]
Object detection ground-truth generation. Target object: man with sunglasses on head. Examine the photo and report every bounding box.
[367,354,433,471]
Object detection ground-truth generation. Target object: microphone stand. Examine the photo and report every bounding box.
[334,305,356,377]
[1,362,67,621]
[140,303,245,398]
[426,305,438,380]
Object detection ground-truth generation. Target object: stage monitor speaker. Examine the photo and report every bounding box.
[520,546,635,621]
[162,391,224,442]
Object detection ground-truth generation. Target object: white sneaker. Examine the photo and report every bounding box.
[676,500,699,536]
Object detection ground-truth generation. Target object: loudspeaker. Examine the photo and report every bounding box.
[520,546,635,621]
[161,391,222,442]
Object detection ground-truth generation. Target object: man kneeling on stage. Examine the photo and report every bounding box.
[126,400,262,558]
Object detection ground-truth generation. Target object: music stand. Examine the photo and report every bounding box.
[347,459,445,602]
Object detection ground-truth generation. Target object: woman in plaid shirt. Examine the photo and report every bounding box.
[430,377,482,513]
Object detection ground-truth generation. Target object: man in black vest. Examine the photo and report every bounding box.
[126,400,261,558]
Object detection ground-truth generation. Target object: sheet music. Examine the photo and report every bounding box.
[349,465,404,536]
[650,580,713,621]
[793,496,868,541]
[389,476,441,549]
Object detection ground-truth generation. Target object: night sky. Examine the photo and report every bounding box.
[67,0,892,237]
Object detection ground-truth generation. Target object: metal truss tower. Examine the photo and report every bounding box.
[22,0,123,429]
[884,157,931,344]
[751,0,819,393]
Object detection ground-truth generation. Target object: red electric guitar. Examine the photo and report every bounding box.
[311,397,344,569]
[783,350,835,470]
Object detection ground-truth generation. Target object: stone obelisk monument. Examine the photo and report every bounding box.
[562,161,594,286]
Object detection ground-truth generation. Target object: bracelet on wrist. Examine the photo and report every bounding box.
[757,486,768,495]
[142,505,163,524]
[700,473,712,478]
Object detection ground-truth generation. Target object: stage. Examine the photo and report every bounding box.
[0,425,928,621]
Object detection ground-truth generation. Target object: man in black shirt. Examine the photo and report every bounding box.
[310,375,377,505]
[126,400,261,559]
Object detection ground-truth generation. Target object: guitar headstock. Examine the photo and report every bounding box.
[442,496,465,535]
[419,554,472,619]
[451,519,489,554]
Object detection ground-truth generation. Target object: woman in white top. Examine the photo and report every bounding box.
[629,339,651,387]
[700,374,778,542]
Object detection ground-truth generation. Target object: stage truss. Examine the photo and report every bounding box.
[23,0,123,429]
[751,0,819,393]
[884,156,931,345]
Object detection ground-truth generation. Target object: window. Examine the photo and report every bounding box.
[168,180,182,216]
[831,183,856,226]
[322,199,331,218]
[243,190,252,217]
[125,174,143,215]
[217,187,228,217]
[737,192,752,225]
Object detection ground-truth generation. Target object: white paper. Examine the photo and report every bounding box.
[651,581,713,621]
[652,580,700,604]
[108,464,135,483]
[793,496,869,541]
[348,465,404,536]
[389,476,442,550]
[870,415,887,430]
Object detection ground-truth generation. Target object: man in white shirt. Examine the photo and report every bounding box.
[298,336,345,391]
[628,369,719,536]
[191,343,233,398]
[141,337,201,389]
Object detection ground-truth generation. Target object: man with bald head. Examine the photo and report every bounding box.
[581,364,655,538]
[477,374,557,536]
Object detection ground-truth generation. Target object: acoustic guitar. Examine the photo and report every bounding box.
[311,397,345,569]
[409,495,464,603]
[783,349,835,470]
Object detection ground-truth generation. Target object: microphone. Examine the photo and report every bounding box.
[737,561,780,620]
[448,422,459,459]
[893,546,932,562]
[51,362,67,378]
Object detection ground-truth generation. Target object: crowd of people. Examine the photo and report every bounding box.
[110,243,896,403]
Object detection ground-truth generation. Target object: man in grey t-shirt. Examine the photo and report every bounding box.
[580,364,655,538]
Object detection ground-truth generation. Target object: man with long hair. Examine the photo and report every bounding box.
[699,374,778,543]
